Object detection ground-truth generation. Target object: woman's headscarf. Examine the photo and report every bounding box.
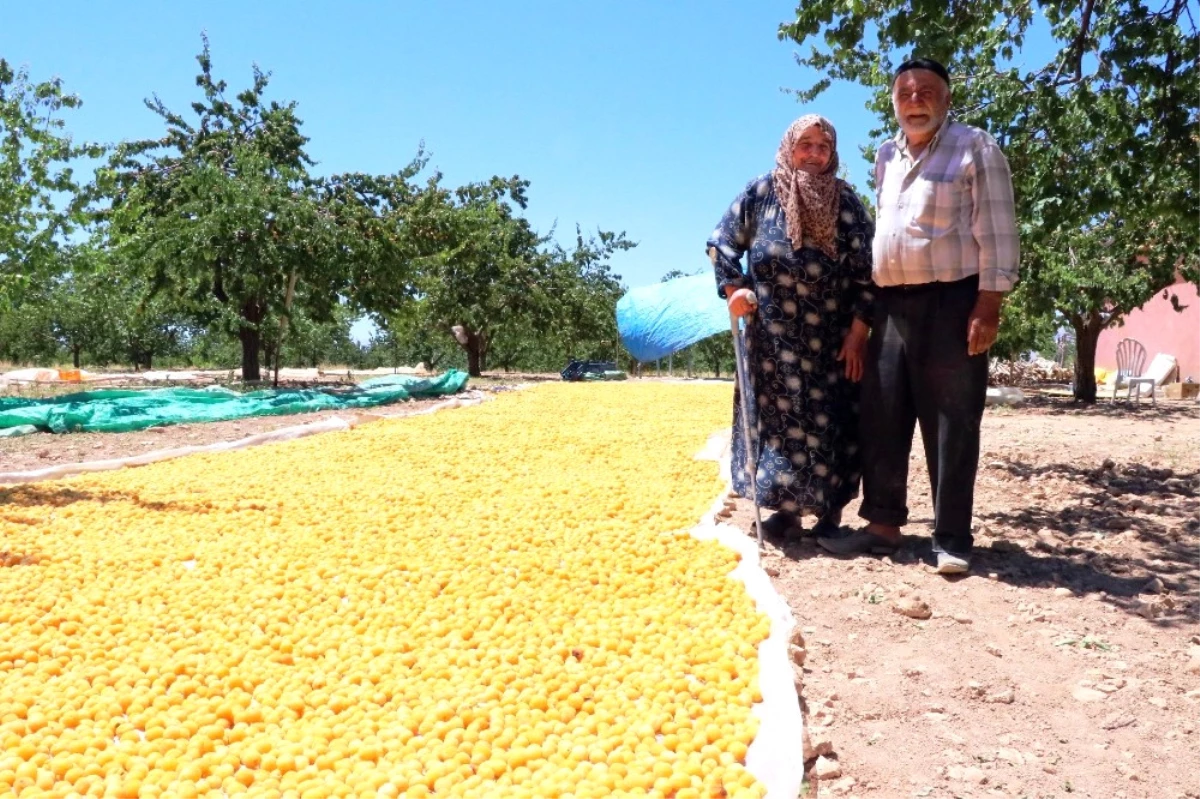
[772,115,842,259]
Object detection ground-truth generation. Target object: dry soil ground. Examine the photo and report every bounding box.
[724,395,1199,799]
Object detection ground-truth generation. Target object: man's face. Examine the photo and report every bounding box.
[892,69,950,141]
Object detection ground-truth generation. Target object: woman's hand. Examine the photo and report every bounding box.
[837,318,870,382]
[727,288,758,318]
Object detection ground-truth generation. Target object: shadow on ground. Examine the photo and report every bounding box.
[0,482,198,516]
[764,458,1199,628]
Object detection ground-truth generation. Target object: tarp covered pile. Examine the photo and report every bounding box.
[0,371,469,434]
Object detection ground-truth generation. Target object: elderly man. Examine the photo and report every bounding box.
[818,57,1019,574]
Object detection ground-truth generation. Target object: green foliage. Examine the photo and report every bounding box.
[0,60,102,308]
[100,36,419,381]
[779,0,1199,401]
[2,38,635,380]
[396,173,634,376]
[989,280,1057,361]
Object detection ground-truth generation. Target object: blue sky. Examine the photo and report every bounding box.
[1,1,881,289]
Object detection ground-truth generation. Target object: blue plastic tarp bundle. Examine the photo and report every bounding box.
[616,274,729,362]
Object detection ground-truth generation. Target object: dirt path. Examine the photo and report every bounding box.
[0,395,493,476]
[725,398,1199,799]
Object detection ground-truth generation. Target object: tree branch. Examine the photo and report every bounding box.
[1070,0,1096,83]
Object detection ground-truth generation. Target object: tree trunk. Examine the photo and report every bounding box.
[240,302,265,382]
[1071,311,1106,403]
[465,333,486,377]
[453,325,488,377]
[72,345,81,369]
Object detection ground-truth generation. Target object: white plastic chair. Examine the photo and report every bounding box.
[1114,338,1155,405]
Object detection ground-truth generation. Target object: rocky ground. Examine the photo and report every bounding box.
[722,397,1199,799]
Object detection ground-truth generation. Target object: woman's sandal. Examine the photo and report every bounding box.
[816,526,901,555]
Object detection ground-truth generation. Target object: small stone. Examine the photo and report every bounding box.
[789,627,806,648]
[764,565,780,577]
[1115,763,1139,781]
[903,666,925,678]
[988,572,999,580]
[1101,712,1136,731]
[789,644,807,667]
[985,643,1003,658]
[954,614,973,624]
[991,540,1024,554]
[893,597,933,620]
[1135,600,1160,619]
[947,765,987,784]
[830,772,859,791]
[1044,764,1058,774]
[997,748,1024,765]
[986,688,1016,704]
[806,730,834,759]
[1035,529,1060,551]
[1148,697,1167,709]
[1054,587,1073,597]
[829,776,856,795]
[1073,686,1107,702]
[1144,577,1165,594]
[814,755,842,780]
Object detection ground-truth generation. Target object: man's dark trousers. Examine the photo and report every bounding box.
[858,275,988,556]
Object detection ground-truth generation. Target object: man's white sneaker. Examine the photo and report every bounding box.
[936,551,970,574]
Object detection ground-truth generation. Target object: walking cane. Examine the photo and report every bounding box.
[729,302,764,553]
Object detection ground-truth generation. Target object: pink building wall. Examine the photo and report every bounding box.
[1096,278,1200,382]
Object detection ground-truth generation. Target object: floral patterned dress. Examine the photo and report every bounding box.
[708,175,876,517]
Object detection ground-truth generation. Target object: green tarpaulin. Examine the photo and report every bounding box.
[0,371,469,434]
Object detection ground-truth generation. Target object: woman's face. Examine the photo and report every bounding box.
[791,127,834,175]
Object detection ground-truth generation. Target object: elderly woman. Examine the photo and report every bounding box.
[707,115,875,539]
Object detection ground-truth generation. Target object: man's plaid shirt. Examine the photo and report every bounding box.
[873,119,1019,292]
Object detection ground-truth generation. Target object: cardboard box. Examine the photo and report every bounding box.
[1164,382,1200,399]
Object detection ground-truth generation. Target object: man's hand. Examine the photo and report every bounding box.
[967,290,1004,356]
[727,288,758,318]
[837,318,870,382]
